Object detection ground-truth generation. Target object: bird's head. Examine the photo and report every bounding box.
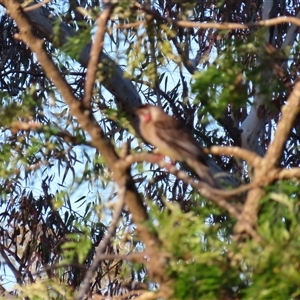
[135,104,162,123]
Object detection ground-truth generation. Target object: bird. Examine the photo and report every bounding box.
[135,104,218,188]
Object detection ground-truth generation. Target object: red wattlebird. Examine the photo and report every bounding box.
[135,104,218,188]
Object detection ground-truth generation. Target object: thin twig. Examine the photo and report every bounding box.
[116,21,145,29]
[10,121,92,147]
[82,0,116,108]
[22,0,51,12]
[130,3,300,30]
[76,186,126,300]
[175,16,300,30]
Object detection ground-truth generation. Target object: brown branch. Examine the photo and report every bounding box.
[22,0,51,12]
[257,16,300,28]
[87,252,146,263]
[5,1,117,170]
[264,87,300,168]
[234,80,300,238]
[176,16,300,30]
[131,3,300,30]
[122,152,260,198]
[121,152,262,242]
[207,146,263,168]
[2,1,172,297]
[116,20,145,29]
[10,120,93,147]
[278,168,300,180]
[10,120,42,133]
[82,1,116,108]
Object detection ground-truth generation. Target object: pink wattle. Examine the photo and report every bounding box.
[144,114,151,122]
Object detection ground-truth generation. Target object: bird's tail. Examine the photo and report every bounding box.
[187,159,220,189]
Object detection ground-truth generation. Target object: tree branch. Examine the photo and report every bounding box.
[234,80,300,238]
[21,1,141,118]
[120,152,262,242]
[1,1,172,296]
[207,146,263,168]
[132,2,300,30]
[82,1,116,109]
[264,87,300,168]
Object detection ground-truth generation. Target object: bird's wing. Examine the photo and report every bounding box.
[154,117,207,164]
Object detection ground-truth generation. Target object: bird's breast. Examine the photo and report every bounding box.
[140,123,183,161]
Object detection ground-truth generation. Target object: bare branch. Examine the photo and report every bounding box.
[121,152,262,242]
[22,0,51,12]
[278,168,300,180]
[118,16,300,31]
[122,153,265,200]
[83,1,116,108]
[235,81,300,237]
[132,2,300,30]
[76,185,126,300]
[264,85,300,168]
[207,146,263,168]
[10,121,92,146]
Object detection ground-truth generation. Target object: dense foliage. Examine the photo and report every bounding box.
[0,0,300,299]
